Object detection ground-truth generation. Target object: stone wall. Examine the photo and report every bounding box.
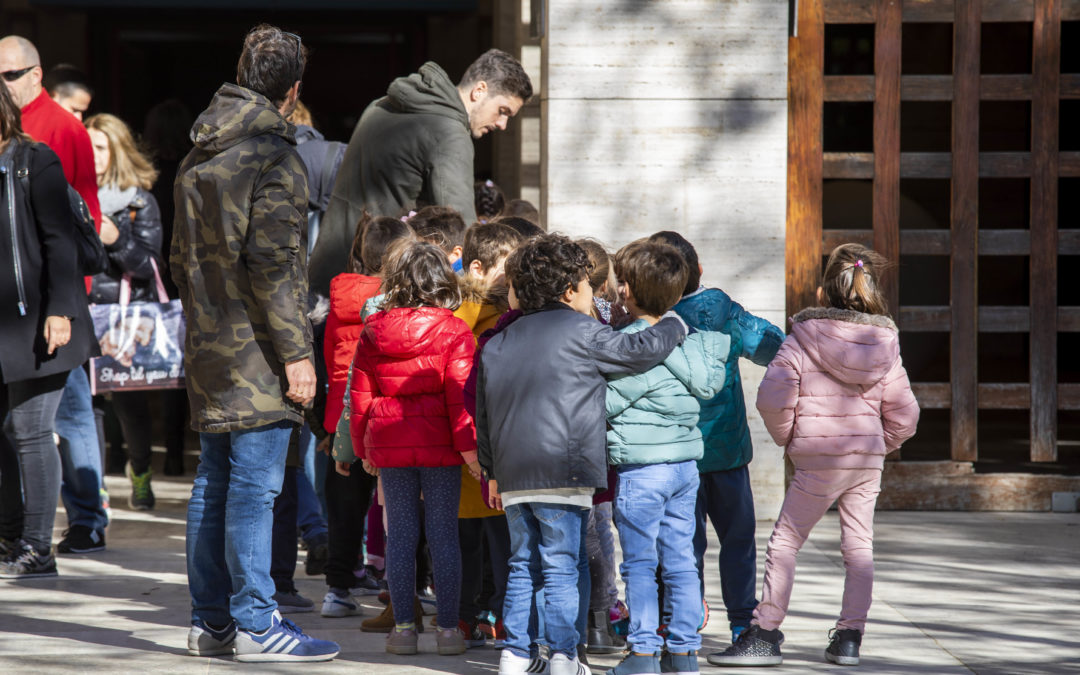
[543,0,791,518]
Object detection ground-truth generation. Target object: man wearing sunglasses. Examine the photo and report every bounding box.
[0,35,109,560]
[0,36,100,226]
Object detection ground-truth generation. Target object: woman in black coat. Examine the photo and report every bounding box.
[85,113,164,511]
[0,83,94,578]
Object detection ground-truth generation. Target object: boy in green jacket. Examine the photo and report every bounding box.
[604,241,730,675]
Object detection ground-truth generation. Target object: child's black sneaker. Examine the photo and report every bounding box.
[57,525,106,554]
[706,624,783,667]
[0,541,58,578]
[824,627,861,666]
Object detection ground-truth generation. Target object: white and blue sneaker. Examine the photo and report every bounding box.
[321,588,363,617]
[187,618,236,656]
[234,611,340,662]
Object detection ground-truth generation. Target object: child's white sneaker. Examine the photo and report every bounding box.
[499,648,550,674]
[550,652,588,675]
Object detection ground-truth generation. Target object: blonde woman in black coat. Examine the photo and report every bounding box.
[85,113,163,511]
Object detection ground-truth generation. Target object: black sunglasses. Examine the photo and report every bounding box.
[1,65,35,83]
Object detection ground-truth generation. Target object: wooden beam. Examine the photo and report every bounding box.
[825,75,1032,102]
[788,0,825,320]
[821,229,1080,255]
[823,0,1041,22]
[1030,0,1060,462]
[912,382,1080,409]
[951,0,980,462]
[874,0,902,316]
[898,306,1080,332]
[823,152,1039,178]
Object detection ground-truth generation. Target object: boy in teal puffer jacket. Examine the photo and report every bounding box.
[649,231,785,645]
[603,241,730,675]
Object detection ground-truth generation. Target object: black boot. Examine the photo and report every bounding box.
[824,628,861,666]
[586,608,625,654]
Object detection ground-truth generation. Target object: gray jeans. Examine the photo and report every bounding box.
[587,501,618,611]
[0,371,68,551]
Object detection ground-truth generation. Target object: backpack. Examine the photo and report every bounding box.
[304,140,345,254]
[14,141,108,276]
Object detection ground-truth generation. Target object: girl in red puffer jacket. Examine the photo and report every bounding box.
[338,240,478,657]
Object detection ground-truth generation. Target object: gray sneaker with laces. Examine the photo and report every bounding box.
[706,624,783,666]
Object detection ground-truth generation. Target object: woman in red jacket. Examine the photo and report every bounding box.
[339,240,478,658]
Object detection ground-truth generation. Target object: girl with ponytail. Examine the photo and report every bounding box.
[710,243,920,668]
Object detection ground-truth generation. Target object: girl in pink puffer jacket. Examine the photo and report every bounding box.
[709,244,919,669]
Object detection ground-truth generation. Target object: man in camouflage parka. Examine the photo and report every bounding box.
[171,25,338,662]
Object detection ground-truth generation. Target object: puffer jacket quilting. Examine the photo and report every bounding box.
[90,188,163,305]
[755,307,920,470]
[348,306,477,468]
[322,272,383,432]
[605,319,730,466]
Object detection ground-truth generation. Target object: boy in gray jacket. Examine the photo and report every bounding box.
[476,234,687,675]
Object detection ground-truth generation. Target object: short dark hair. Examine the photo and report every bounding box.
[474,179,506,221]
[504,198,539,224]
[348,212,414,275]
[409,206,467,254]
[380,241,462,311]
[459,48,533,102]
[236,24,307,107]
[506,233,591,312]
[648,231,701,297]
[615,241,688,316]
[44,64,93,99]
[491,215,543,239]
[463,222,523,273]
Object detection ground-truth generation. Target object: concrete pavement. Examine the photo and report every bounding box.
[0,470,1077,674]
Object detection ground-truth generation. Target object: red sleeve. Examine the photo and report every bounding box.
[444,326,478,461]
[347,344,380,464]
[70,127,101,227]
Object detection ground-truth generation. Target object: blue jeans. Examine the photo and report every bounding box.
[187,420,292,632]
[296,425,328,541]
[504,502,590,658]
[694,466,758,629]
[615,461,701,654]
[55,368,107,532]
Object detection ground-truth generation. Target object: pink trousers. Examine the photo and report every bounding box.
[753,468,882,633]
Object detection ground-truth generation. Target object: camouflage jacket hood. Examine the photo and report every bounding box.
[171,83,312,433]
[190,83,297,154]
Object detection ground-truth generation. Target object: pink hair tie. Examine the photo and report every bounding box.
[485,179,495,188]
[400,210,417,223]
[855,259,864,268]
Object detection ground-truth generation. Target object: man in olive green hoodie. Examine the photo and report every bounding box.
[172,24,338,663]
[309,48,532,295]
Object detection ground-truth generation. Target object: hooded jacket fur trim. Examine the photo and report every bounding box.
[755,308,919,470]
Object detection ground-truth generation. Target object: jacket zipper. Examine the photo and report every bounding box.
[1,165,28,316]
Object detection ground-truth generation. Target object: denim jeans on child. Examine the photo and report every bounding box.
[615,460,702,654]
[187,420,292,632]
[55,367,107,533]
[503,502,590,659]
